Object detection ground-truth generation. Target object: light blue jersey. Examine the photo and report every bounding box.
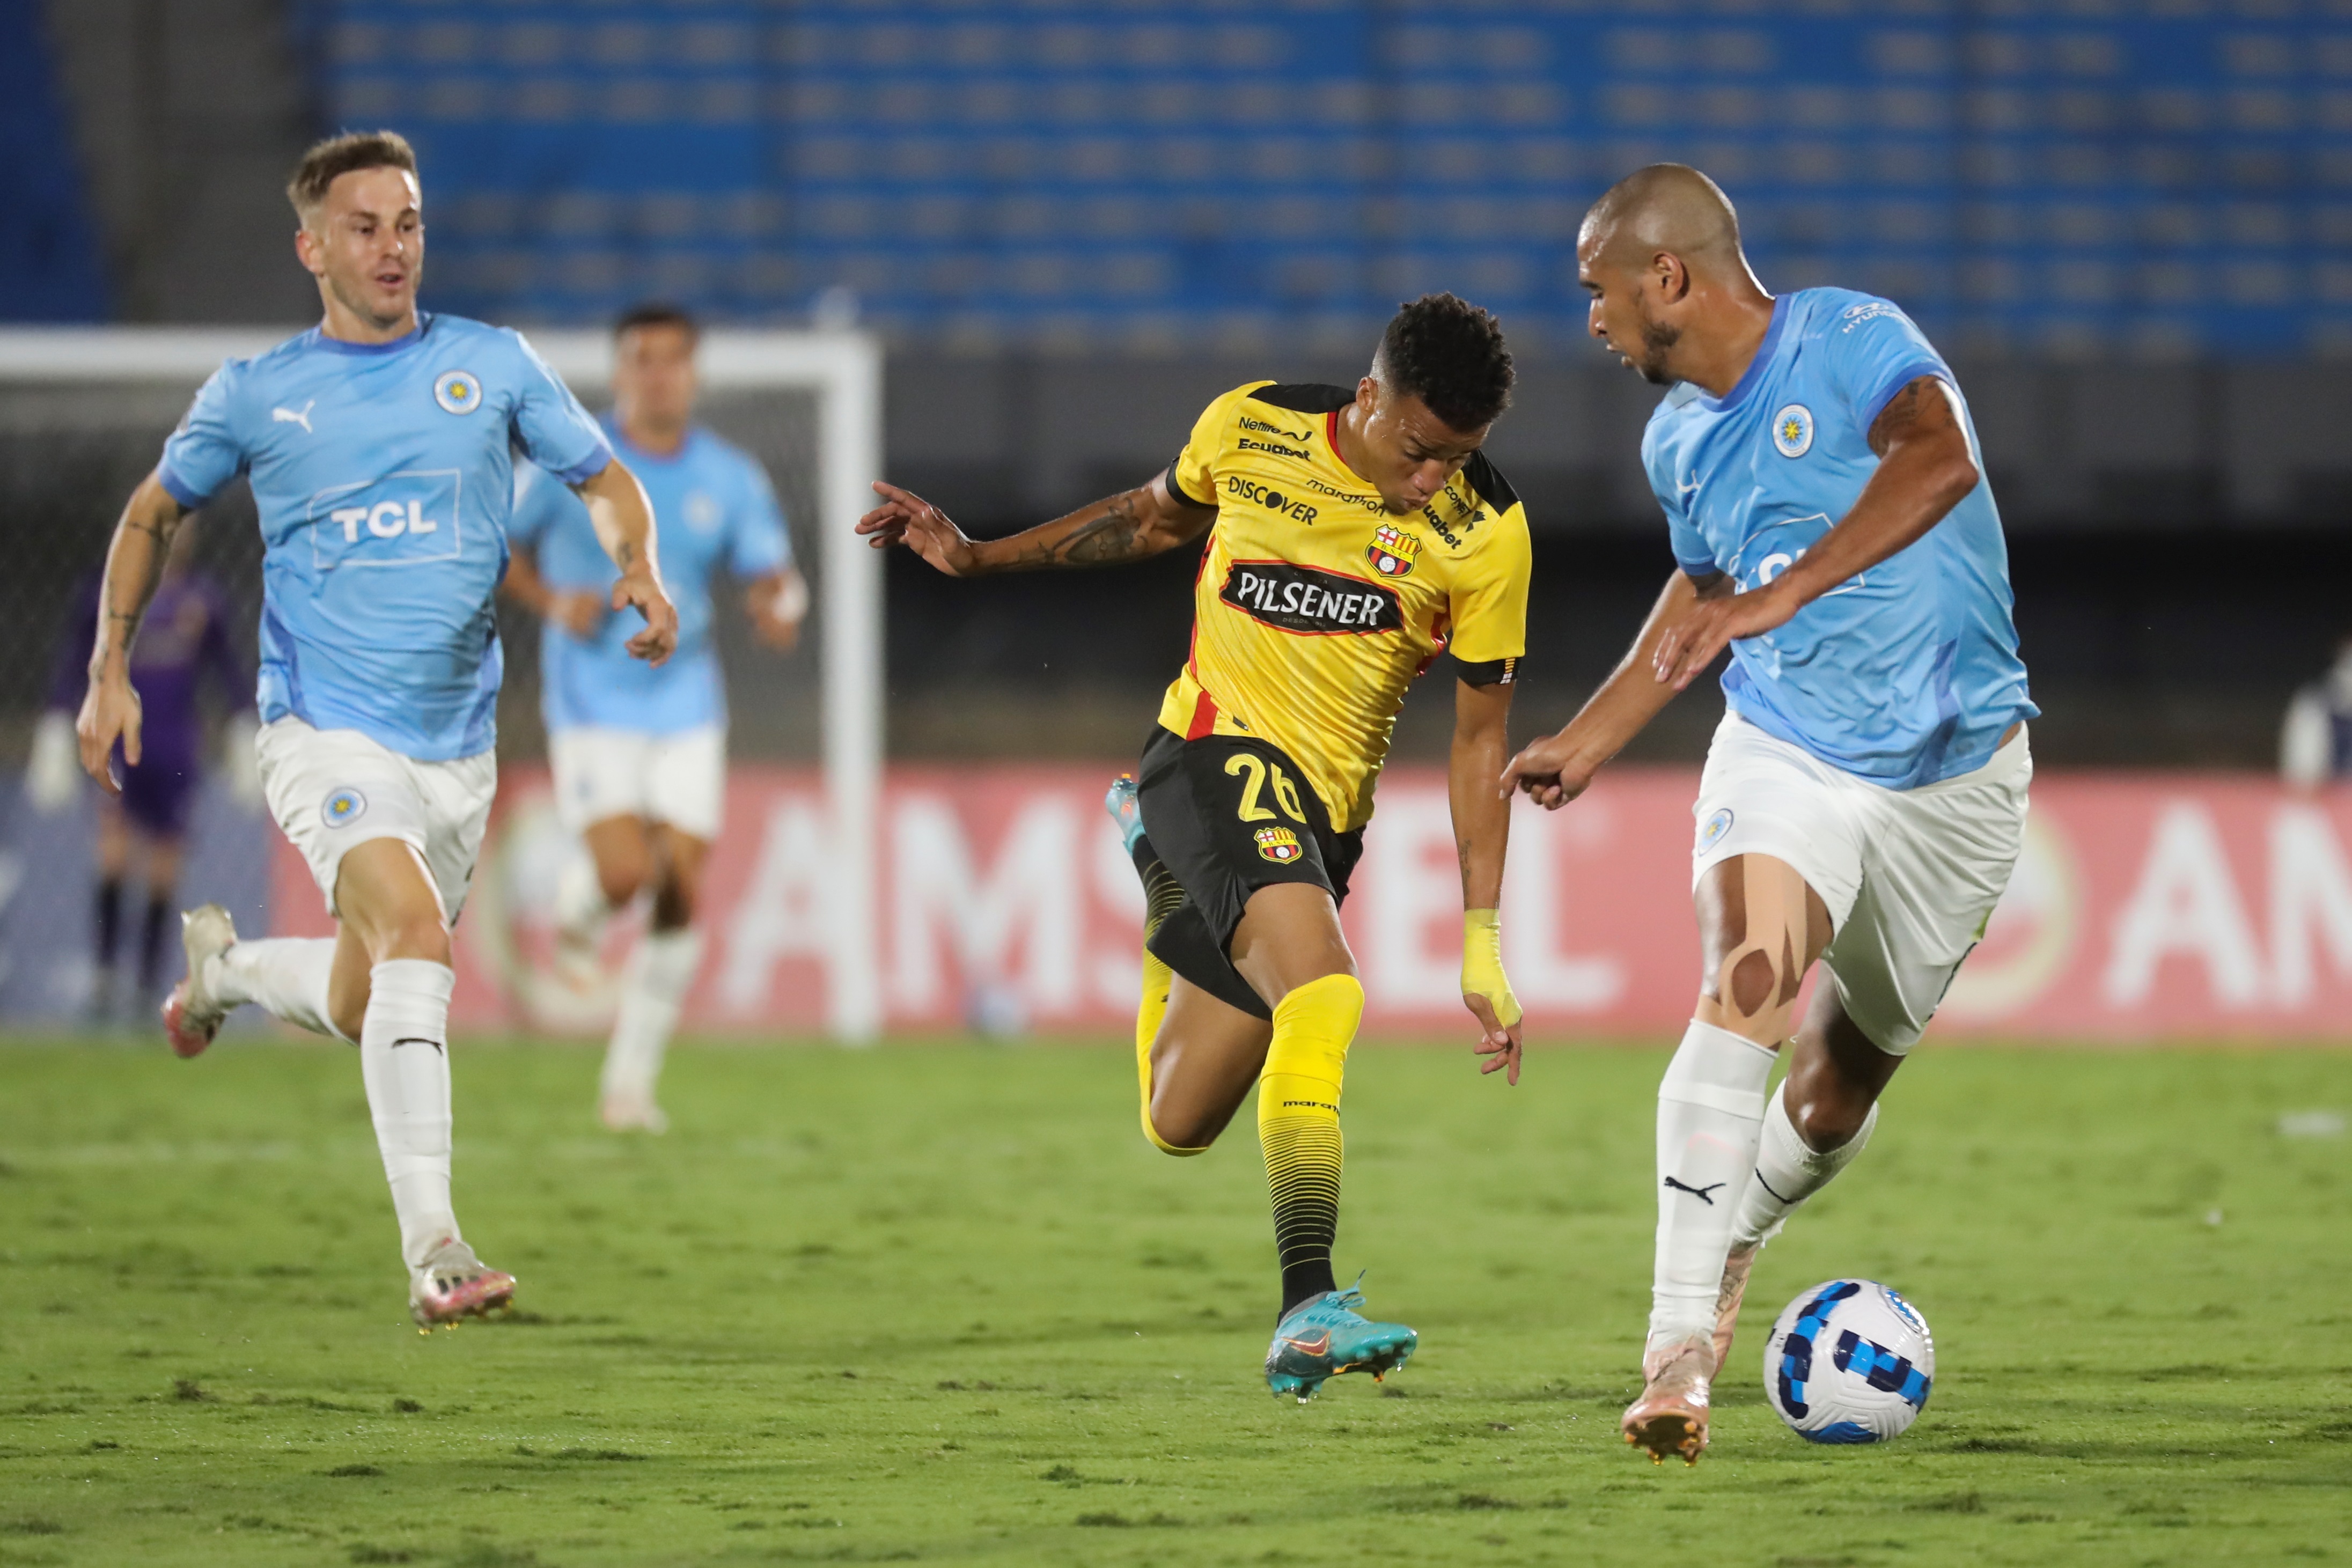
[158,314,611,761]
[1645,289,2036,788]
[508,418,792,734]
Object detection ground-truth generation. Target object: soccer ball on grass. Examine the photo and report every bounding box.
[1762,1279,1935,1444]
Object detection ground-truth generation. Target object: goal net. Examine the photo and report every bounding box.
[0,328,883,1040]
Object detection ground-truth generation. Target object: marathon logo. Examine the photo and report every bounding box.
[1220,560,1402,636]
[1301,474,1387,514]
[1225,475,1319,525]
[1238,436,1313,461]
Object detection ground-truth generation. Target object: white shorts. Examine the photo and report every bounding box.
[547,724,726,841]
[1690,712,2032,1055]
[258,717,497,925]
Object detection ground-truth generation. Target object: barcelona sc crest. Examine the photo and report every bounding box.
[1254,826,1304,864]
[1365,524,1422,577]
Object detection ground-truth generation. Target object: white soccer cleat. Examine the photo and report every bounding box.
[1713,1241,1760,1376]
[408,1236,517,1327]
[599,1093,669,1135]
[1625,1338,1715,1466]
[160,904,238,1059]
[554,915,606,995]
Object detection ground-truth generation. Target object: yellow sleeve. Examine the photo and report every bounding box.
[1167,382,1266,509]
[1447,503,1531,682]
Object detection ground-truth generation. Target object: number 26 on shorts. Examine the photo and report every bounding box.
[1225,753,1306,825]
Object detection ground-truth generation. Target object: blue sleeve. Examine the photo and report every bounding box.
[505,331,612,486]
[1644,428,1718,578]
[1821,299,1952,436]
[728,461,793,577]
[156,366,247,510]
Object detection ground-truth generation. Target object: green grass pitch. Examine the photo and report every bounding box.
[0,1037,2345,1566]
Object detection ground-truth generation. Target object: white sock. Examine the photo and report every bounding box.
[359,959,460,1268]
[1731,1079,1879,1250]
[1649,1019,1776,1350]
[555,853,613,940]
[600,928,702,1106]
[211,938,345,1041]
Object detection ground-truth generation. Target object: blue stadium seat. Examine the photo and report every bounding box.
[302,2,2352,359]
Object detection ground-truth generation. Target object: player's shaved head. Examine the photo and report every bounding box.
[1579,164,1746,277]
[1576,165,1774,393]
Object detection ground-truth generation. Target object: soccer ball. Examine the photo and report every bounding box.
[1762,1279,1935,1444]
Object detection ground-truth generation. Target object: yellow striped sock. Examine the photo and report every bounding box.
[1259,973,1363,1312]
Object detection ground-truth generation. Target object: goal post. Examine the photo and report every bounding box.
[0,325,886,1042]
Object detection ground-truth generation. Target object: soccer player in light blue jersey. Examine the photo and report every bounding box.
[1502,166,2036,1463]
[72,131,679,1327]
[502,304,805,1132]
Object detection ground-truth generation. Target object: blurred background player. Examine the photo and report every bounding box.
[2279,634,2352,790]
[74,130,677,1325]
[503,303,805,1133]
[1504,166,2035,1464]
[30,518,255,1019]
[860,295,1528,1402]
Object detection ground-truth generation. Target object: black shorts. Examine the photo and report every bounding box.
[1135,726,1364,1021]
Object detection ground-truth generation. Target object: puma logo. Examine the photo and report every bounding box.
[272,401,315,433]
[1664,1175,1725,1205]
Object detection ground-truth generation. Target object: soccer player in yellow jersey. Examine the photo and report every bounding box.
[858,295,1531,1400]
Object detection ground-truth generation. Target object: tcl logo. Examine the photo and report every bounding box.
[306,469,464,570]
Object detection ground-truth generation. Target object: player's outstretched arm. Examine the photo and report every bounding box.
[76,472,187,793]
[1652,374,1981,690]
[856,473,1215,577]
[1501,569,1730,810]
[573,458,678,665]
[1451,677,1525,1083]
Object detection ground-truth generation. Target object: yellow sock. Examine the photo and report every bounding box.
[1259,973,1364,1311]
[1135,949,1202,1155]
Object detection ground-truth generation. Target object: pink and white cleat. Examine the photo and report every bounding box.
[409,1237,517,1327]
[1712,1242,1760,1375]
[160,904,238,1059]
[1624,1338,1715,1466]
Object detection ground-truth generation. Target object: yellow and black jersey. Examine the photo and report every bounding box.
[1156,380,1532,834]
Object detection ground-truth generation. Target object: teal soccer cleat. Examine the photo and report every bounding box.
[1104,772,1146,856]
[1263,1277,1417,1402]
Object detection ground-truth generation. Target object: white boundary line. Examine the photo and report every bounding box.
[0,326,887,1043]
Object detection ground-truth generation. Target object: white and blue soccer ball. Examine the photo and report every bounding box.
[1762,1279,1935,1444]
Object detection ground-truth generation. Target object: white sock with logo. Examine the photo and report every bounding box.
[1730,1079,1880,1251]
[359,959,460,1268]
[210,938,344,1041]
[1649,1019,1776,1353]
[600,929,702,1108]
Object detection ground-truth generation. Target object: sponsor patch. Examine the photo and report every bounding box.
[1219,560,1402,635]
[1254,826,1304,863]
[323,787,368,828]
[1698,806,1734,850]
[1224,475,1318,524]
[1365,523,1421,577]
[433,370,482,415]
[1772,403,1814,458]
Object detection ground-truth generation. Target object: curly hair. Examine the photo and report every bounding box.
[1376,293,1515,432]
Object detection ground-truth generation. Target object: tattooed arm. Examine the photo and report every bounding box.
[74,473,189,790]
[855,470,1217,578]
[1651,374,1982,691]
[574,457,678,665]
